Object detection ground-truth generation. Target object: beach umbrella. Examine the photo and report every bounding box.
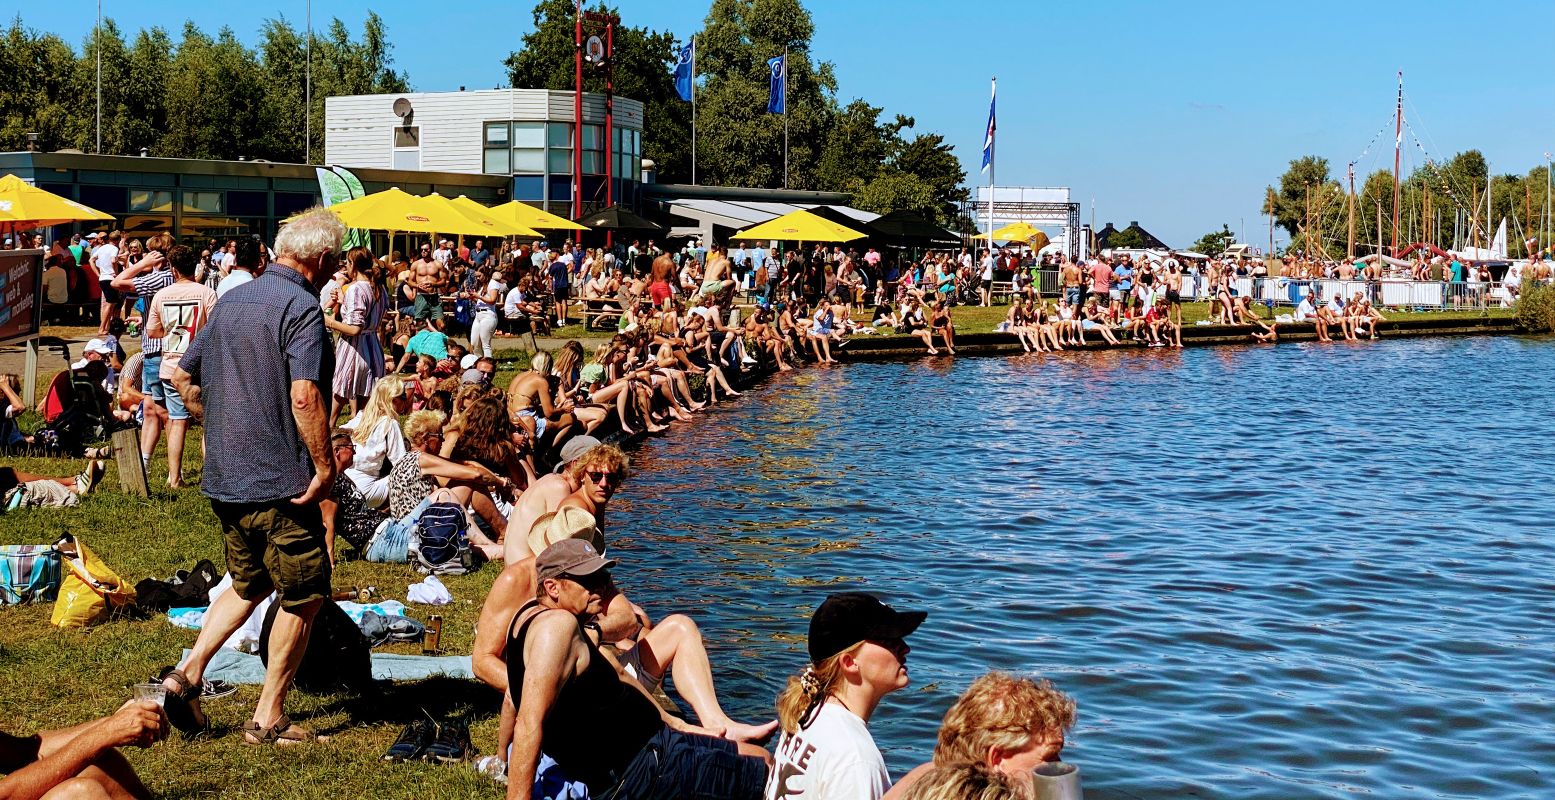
[423,193,540,238]
[312,187,469,234]
[485,199,589,232]
[977,221,1046,243]
[575,204,665,233]
[0,174,114,234]
[734,208,865,243]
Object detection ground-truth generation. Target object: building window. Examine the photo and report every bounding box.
[392,126,421,170]
[512,176,544,201]
[514,149,546,173]
[548,150,573,175]
[129,189,174,213]
[582,124,604,175]
[547,123,572,149]
[483,122,511,174]
[182,191,222,214]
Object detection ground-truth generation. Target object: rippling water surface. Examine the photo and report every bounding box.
[607,335,1555,799]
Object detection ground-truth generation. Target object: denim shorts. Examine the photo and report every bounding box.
[161,379,188,420]
[598,725,767,800]
[141,354,165,405]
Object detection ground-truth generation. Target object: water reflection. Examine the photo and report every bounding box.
[609,336,1555,799]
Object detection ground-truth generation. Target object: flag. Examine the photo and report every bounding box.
[673,40,694,102]
[981,79,996,174]
[317,166,368,249]
[767,54,786,115]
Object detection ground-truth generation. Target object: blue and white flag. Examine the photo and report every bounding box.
[674,40,695,102]
[767,54,786,115]
[981,79,996,174]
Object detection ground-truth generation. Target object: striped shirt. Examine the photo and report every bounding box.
[180,264,334,504]
[131,269,175,355]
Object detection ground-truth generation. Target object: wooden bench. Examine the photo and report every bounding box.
[581,298,623,331]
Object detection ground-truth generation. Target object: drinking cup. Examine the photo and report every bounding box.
[132,682,167,707]
[1031,761,1082,800]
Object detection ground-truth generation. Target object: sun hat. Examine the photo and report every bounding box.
[535,537,615,582]
[807,592,926,664]
[527,506,605,561]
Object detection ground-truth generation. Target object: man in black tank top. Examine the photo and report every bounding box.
[506,539,770,800]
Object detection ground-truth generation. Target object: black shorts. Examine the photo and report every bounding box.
[1166,289,1181,304]
[99,280,121,303]
[600,725,767,800]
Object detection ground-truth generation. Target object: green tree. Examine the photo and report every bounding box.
[0,17,82,152]
[894,132,969,227]
[1192,224,1236,255]
[1106,228,1145,249]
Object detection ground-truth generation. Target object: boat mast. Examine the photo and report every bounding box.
[1391,71,1403,257]
[1347,163,1357,260]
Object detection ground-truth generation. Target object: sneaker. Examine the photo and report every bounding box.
[75,460,105,494]
[383,719,435,762]
[201,680,237,700]
[425,720,474,763]
[474,755,508,785]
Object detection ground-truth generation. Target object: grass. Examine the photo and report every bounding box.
[0,301,1517,798]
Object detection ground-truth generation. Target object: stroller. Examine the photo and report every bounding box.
[27,338,129,457]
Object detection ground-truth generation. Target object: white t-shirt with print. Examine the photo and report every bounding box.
[765,701,889,800]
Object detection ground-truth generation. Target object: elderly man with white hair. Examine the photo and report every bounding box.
[161,206,345,746]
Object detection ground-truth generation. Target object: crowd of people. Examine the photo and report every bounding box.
[3,208,1085,800]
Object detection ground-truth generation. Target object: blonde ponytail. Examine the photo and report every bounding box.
[775,643,862,734]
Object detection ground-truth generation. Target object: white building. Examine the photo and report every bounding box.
[325,89,646,213]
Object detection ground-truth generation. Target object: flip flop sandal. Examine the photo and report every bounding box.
[155,667,210,738]
[242,715,324,746]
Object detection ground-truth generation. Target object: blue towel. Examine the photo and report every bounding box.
[187,648,474,684]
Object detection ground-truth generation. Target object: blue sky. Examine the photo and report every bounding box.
[25,0,1555,247]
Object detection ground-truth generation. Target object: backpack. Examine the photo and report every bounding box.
[133,559,222,612]
[259,600,373,693]
[410,500,473,575]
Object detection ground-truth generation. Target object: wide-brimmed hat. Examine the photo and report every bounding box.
[527,506,605,559]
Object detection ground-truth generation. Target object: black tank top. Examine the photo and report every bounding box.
[397,280,416,307]
[506,605,662,790]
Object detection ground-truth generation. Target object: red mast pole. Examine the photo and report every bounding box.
[573,1,583,222]
[1391,70,1402,256]
[605,19,614,250]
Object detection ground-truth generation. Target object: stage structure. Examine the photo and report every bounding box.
[966,186,1082,258]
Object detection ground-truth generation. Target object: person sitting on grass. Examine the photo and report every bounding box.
[1149,296,1183,348]
[882,672,1077,800]
[0,699,165,800]
[504,539,773,799]
[928,300,956,356]
[367,410,510,563]
[507,352,578,463]
[1294,289,1330,342]
[1351,295,1385,340]
[0,461,105,510]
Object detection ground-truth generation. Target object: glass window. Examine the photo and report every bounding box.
[582,124,603,150]
[485,122,510,146]
[392,150,420,170]
[548,150,573,174]
[227,190,267,217]
[513,149,545,173]
[547,123,573,149]
[548,177,572,202]
[273,192,318,219]
[582,152,603,175]
[513,122,545,148]
[512,176,544,201]
[129,189,174,213]
[483,148,510,174]
[182,191,222,214]
[79,185,126,213]
[393,127,421,148]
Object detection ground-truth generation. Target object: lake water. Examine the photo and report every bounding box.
[608,335,1555,799]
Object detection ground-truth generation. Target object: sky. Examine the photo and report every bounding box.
[22,0,1555,248]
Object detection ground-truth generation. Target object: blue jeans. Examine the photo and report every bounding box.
[365,497,431,563]
[141,354,165,406]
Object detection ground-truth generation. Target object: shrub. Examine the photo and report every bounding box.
[1514,276,1555,333]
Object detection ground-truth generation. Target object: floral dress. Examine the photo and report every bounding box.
[332,280,385,399]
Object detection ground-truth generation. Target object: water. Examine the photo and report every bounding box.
[607,335,1555,799]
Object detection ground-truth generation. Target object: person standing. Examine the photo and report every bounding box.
[217,237,264,298]
[93,230,122,335]
[766,593,925,800]
[112,233,175,474]
[144,244,217,489]
[161,207,342,746]
[327,247,386,423]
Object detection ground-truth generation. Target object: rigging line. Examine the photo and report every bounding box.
[1401,91,1447,167]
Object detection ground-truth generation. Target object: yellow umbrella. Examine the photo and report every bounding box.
[423,193,541,238]
[312,187,472,235]
[487,199,589,232]
[734,209,866,242]
[978,221,1046,242]
[0,174,115,232]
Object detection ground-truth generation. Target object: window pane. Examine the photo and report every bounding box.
[182,191,222,214]
[582,124,603,150]
[582,152,603,174]
[547,123,572,149]
[548,149,573,174]
[513,148,545,173]
[513,122,544,148]
[129,189,173,213]
[485,122,510,146]
[512,176,544,201]
[79,185,127,213]
[274,192,317,218]
[227,190,267,216]
[484,148,510,174]
[393,127,421,148]
[392,149,420,170]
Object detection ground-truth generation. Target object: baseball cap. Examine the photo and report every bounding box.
[807,592,926,664]
[535,538,616,582]
[461,368,486,384]
[82,338,114,356]
[460,354,478,370]
[552,435,601,473]
[527,507,605,561]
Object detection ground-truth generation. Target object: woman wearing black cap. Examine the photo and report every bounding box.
[766,592,926,800]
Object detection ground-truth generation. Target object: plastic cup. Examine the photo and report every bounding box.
[132,682,167,707]
[1031,761,1082,800]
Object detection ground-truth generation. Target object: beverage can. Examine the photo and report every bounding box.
[424,614,444,653]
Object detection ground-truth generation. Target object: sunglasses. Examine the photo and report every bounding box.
[585,469,621,488]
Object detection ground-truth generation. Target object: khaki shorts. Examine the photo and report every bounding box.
[212,499,331,609]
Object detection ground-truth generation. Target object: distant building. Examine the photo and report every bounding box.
[1095,220,1168,250]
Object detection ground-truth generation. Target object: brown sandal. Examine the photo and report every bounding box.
[242,715,324,746]
[156,667,209,738]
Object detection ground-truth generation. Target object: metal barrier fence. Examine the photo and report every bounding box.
[988,271,1544,310]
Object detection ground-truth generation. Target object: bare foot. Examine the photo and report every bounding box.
[646,423,669,434]
[720,718,780,744]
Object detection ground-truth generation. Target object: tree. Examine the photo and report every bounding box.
[1106,228,1145,249]
[894,132,968,227]
[1192,224,1236,255]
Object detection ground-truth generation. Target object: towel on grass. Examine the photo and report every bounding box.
[186,648,474,685]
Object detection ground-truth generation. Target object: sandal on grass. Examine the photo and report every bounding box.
[156,667,210,738]
[242,715,325,746]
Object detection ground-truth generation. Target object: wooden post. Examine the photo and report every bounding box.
[22,339,39,407]
[112,428,149,498]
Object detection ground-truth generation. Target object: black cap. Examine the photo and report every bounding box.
[808,592,926,664]
[535,538,616,582]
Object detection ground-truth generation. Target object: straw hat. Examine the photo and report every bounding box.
[527,507,604,559]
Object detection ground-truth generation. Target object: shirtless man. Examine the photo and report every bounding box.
[700,243,736,298]
[410,243,449,329]
[506,351,576,462]
[503,436,600,564]
[1164,261,1184,327]
[1060,258,1083,308]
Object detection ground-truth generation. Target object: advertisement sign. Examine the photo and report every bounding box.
[0,249,44,347]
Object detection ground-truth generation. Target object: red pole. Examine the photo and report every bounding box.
[605,19,614,250]
[573,1,583,222]
[1391,70,1402,256]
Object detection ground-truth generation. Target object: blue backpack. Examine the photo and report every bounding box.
[411,501,472,575]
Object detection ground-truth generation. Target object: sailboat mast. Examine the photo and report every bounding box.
[1347,163,1356,259]
[1391,71,1403,256]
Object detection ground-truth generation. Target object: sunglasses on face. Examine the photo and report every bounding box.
[585,469,621,488]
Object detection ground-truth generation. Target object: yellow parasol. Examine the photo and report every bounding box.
[0,174,115,233]
[977,221,1046,243]
[734,209,866,242]
[486,199,589,232]
[423,193,541,238]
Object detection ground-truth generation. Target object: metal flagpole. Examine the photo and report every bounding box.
[986,77,995,257]
[95,0,101,154]
[305,0,312,163]
[691,36,697,185]
[782,45,789,189]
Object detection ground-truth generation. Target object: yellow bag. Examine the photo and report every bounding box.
[50,535,136,629]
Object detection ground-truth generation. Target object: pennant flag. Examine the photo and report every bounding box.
[767,54,786,115]
[674,40,695,102]
[981,80,996,174]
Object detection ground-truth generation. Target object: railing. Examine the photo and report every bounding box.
[988,271,1546,310]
